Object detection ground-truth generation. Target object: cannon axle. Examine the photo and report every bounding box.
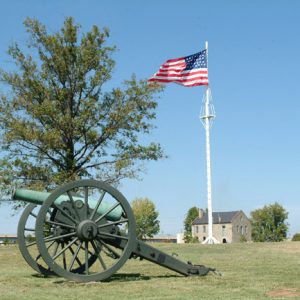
[76,220,98,241]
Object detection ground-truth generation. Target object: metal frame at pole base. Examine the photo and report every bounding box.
[200,42,219,244]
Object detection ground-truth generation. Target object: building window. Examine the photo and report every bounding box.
[195,226,199,233]
[237,225,239,233]
[222,225,226,236]
[203,225,206,233]
[240,226,244,235]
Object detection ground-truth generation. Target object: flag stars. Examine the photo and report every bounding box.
[185,50,207,70]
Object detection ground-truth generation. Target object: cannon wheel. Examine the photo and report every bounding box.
[17,204,55,276]
[35,180,136,282]
[18,203,98,276]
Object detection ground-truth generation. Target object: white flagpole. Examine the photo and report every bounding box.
[200,41,218,244]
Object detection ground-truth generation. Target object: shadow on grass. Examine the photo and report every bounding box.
[103,273,151,282]
[51,273,182,285]
[31,273,58,279]
[103,273,182,283]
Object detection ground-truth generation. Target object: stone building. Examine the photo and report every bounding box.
[0,234,18,244]
[191,209,251,243]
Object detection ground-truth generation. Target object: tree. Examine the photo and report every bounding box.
[250,202,289,242]
[131,198,160,239]
[184,206,199,243]
[0,17,164,206]
[3,237,9,246]
[292,233,300,241]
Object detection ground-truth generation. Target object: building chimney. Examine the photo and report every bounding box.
[198,208,204,218]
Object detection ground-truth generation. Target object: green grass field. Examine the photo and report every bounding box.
[0,242,300,299]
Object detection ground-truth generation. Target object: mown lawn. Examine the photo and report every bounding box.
[0,242,300,299]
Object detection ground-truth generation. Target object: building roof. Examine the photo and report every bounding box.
[192,211,241,225]
[0,234,18,238]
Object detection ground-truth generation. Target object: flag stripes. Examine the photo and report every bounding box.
[148,50,208,87]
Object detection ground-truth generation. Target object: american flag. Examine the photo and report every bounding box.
[148,50,209,87]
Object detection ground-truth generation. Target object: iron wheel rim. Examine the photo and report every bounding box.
[35,180,136,282]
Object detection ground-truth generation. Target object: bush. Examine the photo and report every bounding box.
[292,233,300,241]
[240,235,247,243]
[191,237,199,243]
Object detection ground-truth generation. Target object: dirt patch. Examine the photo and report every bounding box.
[266,289,300,298]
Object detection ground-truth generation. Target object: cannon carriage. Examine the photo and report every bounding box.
[15,179,214,282]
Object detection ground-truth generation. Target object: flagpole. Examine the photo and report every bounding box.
[200,41,218,244]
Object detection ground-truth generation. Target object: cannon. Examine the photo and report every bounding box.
[15,180,215,282]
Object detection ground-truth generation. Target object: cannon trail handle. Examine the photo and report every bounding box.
[132,239,213,276]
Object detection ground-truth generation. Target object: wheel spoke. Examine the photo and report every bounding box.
[51,242,60,257]
[85,241,89,275]
[84,186,89,219]
[52,237,79,261]
[53,204,78,225]
[47,240,56,250]
[97,218,128,229]
[45,220,76,229]
[35,253,42,262]
[69,244,83,267]
[97,231,128,240]
[90,191,106,221]
[26,241,37,247]
[74,241,95,256]
[91,240,107,270]
[44,232,76,243]
[94,202,120,224]
[36,240,56,261]
[68,241,82,271]
[24,228,35,232]
[29,211,37,218]
[62,243,67,270]
[96,239,121,259]
[67,191,81,222]
[26,235,54,247]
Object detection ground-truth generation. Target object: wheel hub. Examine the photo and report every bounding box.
[77,220,98,241]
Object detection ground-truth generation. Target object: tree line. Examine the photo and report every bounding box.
[183,203,290,243]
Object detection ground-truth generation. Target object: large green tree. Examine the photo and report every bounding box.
[250,202,289,242]
[131,197,160,239]
[0,17,164,205]
[184,206,199,243]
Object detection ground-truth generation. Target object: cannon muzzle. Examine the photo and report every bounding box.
[13,188,122,221]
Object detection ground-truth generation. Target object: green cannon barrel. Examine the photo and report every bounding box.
[13,189,122,221]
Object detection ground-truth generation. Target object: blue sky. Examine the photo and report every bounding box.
[0,0,300,237]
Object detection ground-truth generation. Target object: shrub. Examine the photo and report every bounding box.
[240,235,247,243]
[292,233,300,241]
